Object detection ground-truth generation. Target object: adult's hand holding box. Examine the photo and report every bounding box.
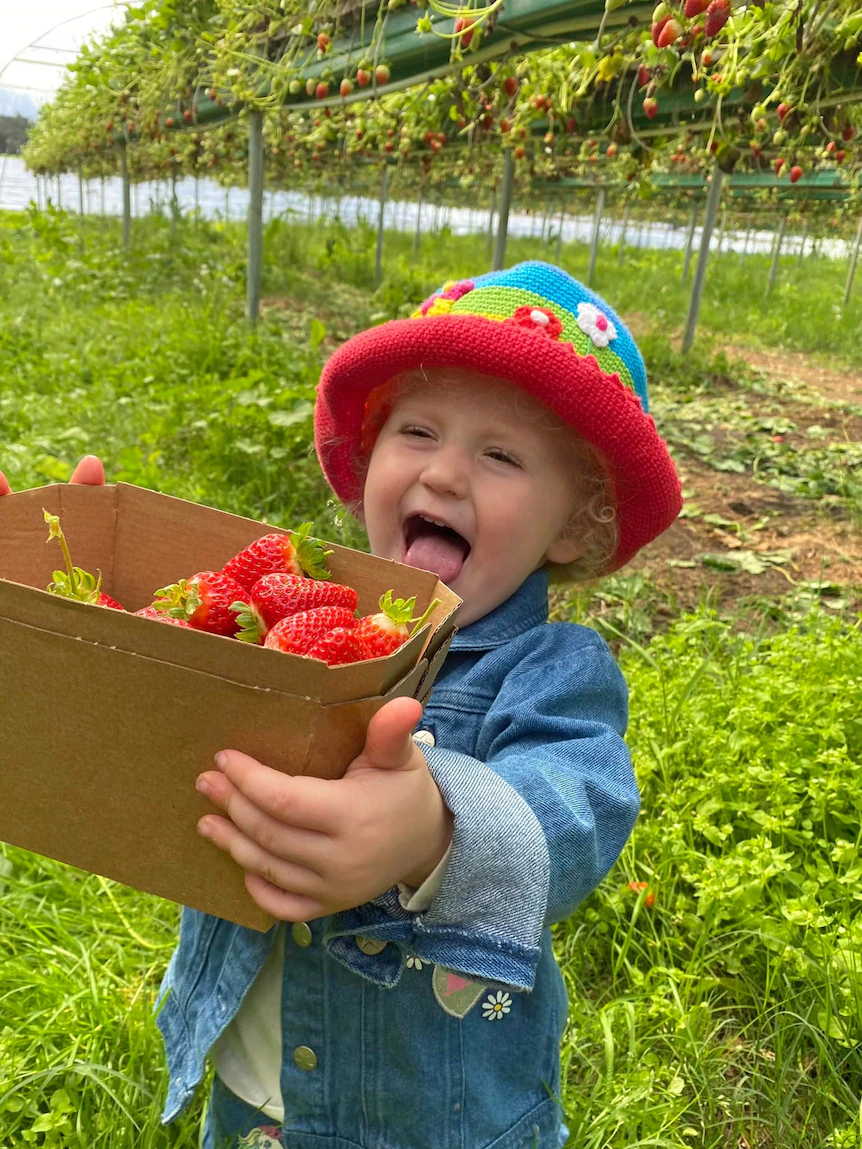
[0,482,461,931]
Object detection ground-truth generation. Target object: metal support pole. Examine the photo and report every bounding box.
[617,201,630,266]
[716,207,727,253]
[766,212,787,299]
[171,171,178,235]
[375,166,388,288]
[587,187,605,287]
[194,176,200,215]
[682,168,724,355]
[797,220,808,267]
[246,109,265,323]
[486,186,496,258]
[100,176,105,216]
[78,169,84,216]
[413,189,423,257]
[492,150,515,271]
[119,141,131,249]
[682,202,698,283]
[843,217,862,305]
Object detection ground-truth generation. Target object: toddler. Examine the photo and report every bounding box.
[0,261,681,1149]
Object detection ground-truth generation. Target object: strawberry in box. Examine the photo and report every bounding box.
[0,482,460,932]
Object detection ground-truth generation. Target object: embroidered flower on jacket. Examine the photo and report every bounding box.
[406,955,426,970]
[482,990,512,1020]
[576,301,618,348]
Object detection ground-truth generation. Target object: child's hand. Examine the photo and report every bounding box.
[195,697,454,921]
[0,455,105,496]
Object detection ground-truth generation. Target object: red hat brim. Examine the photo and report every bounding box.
[314,313,682,572]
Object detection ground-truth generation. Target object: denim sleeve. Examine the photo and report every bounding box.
[323,633,639,993]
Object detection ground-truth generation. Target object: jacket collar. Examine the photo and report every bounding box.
[449,567,550,651]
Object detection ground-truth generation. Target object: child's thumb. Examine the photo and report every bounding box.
[361,696,424,771]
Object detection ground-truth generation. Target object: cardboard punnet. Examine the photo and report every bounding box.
[0,483,461,932]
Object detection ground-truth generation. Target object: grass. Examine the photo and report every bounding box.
[1,203,861,1147]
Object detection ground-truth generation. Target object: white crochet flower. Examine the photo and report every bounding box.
[576,301,618,348]
[482,990,512,1020]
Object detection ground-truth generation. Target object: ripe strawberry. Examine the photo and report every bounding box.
[306,627,366,666]
[222,523,332,590]
[232,573,358,644]
[843,126,856,141]
[777,102,791,121]
[356,68,372,87]
[790,165,803,183]
[134,605,193,628]
[657,17,682,47]
[375,64,391,85]
[651,15,671,46]
[684,0,710,14]
[152,571,250,636]
[353,591,440,661]
[43,510,125,611]
[704,0,730,37]
[340,77,354,97]
[316,81,330,100]
[317,32,330,50]
[503,76,518,98]
[264,606,357,656]
[637,65,652,88]
[455,15,475,46]
[643,97,659,119]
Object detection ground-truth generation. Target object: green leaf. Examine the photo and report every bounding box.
[269,401,313,427]
[309,317,327,349]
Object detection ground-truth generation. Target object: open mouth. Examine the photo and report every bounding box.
[401,514,472,585]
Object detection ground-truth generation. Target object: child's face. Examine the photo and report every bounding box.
[361,373,585,627]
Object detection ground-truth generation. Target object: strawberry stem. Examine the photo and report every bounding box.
[409,597,441,637]
[43,509,77,592]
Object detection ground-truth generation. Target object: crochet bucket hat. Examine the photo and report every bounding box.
[314,261,682,573]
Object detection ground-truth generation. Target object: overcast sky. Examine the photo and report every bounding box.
[0,1,121,104]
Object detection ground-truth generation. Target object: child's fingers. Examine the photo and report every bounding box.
[197,781,330,874]
[244,872,327,922]
[210,749,345,834]
[198,813,325,902]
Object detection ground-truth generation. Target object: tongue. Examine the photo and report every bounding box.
[404,534,467,586]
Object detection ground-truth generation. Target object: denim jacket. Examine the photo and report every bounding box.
[154,567,639,1148]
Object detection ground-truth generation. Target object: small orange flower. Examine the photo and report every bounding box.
[628,880,655,908]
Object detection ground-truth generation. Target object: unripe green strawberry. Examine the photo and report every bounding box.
[264,606,357,655]
[232,573,358,644]
[222,523,332,590]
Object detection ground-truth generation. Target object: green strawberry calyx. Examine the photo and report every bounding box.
[291,521,334,580]
[230,599,266,643]
[152,578,202,622]
[375,590,442,635]
[44,508,105,605]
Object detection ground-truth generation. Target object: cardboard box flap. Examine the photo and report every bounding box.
[0,484,462,705]
[0,612,430,932]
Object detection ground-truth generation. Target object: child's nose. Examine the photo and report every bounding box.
[419,448,469,499]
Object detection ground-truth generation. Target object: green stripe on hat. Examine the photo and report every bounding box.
[449,285,635,392]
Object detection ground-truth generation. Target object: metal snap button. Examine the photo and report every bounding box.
[355,935,387,955]
[412,729,436,747]
[294,1046,317,1071]
[291,921,312,947]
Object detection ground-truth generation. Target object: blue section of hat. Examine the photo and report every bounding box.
[468,261,649,412]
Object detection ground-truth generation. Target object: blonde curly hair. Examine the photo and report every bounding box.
[321,366,619,584]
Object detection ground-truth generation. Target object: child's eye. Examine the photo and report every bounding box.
[400,425,432,439]
[488,450,520,467]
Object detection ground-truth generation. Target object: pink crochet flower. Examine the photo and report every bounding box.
[419,279,475,315]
